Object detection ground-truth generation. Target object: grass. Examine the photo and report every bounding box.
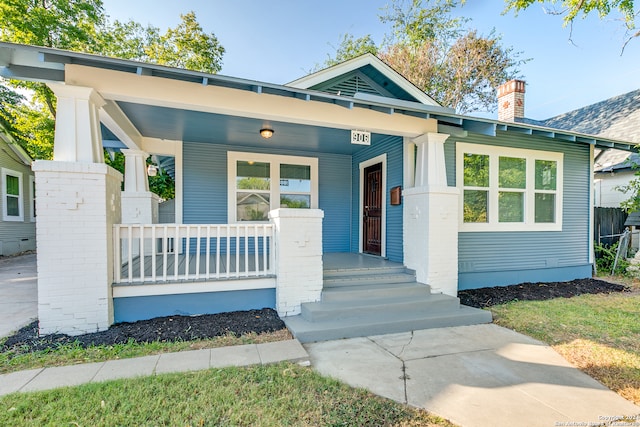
[0,363,455,427]
[490,276,640,404]
[0,329,292,375]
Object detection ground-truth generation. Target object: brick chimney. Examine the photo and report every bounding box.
[497,80,525,122]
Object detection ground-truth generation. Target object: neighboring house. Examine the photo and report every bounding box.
[0,127,35,256]
[0,42,634,340]
[533,89,640,208]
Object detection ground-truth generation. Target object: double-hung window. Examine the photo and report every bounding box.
[457,143,563,231]
[228,152,318,222]
[2,168,24,222]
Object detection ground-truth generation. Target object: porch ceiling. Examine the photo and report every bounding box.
[116,101,381,155]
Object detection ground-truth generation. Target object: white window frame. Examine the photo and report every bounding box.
[2,168,24,222]
[227,151,319,223]
[456,143,563,232]
[29,175,35,222]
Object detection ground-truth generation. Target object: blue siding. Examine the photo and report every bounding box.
[351,136,404,262]
[113,288,275,323]
[446,132,592,289]
[183,142,352,253]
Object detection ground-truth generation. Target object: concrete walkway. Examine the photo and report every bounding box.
[0,339,310,396]
[0,253,37,338]
[306,324,640,427]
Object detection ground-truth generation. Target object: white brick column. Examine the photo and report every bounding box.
[34,161,122,335]
[121,149,159,224]
[403,132,459,296]
[269,208,324,316]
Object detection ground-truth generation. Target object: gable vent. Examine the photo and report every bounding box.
[321,75,382,98]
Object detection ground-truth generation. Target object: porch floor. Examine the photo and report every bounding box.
[322,252,403,271]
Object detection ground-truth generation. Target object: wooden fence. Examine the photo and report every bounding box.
[594,207,627,247]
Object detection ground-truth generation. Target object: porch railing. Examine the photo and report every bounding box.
[113,224,274,284]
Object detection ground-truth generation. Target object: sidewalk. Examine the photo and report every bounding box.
[0,339,309,396]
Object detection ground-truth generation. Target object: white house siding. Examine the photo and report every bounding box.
[594,170,634,208]
[0,140,35,256]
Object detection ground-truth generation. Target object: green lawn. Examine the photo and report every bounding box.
[490,282,640,404]
[0,363,454,427]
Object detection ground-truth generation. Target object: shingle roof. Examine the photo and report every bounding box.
[540,89,640,142]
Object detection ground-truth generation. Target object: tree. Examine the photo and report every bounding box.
[321,34,378,68]
[323,0,526,113]
[504,0,639,50]
[0,1,224,197]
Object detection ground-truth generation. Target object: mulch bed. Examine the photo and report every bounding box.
[1,308,285,355]
[2,278,630,356]
[459,277,629,308]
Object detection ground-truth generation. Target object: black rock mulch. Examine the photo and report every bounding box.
[459,277,629,309]
[2,308,285,355]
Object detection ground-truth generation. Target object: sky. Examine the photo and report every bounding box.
[101,0,640,121]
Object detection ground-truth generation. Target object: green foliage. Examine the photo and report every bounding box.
[323,0,526,113]
[321,34,378,68]
[104,152,175,199]
[280,196,309,208]
[504,0,638,49]
[594,241,630,276]
[0,1,225,160]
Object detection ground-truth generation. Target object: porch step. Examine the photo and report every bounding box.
[284,305,493,343]
[285,265,492,343]
[301,292,458,322]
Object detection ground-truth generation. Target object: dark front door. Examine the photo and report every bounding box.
[363,163,382,256]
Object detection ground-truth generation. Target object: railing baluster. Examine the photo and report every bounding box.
[216,225,220,279]
[195,225,201,280]
[235,225,240,278]
[244,225,249,277]
[151,225,157,282]
[173,225,179,280]
[139,224,145,282]
[127,225,133,283]
[205,225,211,279]
[185,225,191,280]
[225,224,231,278]
[162,225,168,282]
[253,224,259,277]
[114,226,121,283]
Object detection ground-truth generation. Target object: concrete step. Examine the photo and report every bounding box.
[321,282,431,302]
[323,265,410,279]
[284,306,493,343]
[301,293,459,322]
[323,271,417,288]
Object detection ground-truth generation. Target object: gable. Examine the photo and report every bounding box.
[288,54,440,106]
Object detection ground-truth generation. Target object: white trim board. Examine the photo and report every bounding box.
[358,153,387,257]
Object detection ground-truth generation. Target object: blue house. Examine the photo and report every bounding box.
[0,42,633,340]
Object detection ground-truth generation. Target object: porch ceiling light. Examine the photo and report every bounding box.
[260,128,274,139]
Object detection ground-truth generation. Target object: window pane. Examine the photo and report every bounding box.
[280,194,310,208]
[6,175,19,196]
[499,192,524,222]
[499,157,526,189]
[463,190,488,223]
[535,160,557,190]
[237,161,270,190]
[237,193,270,221]
[280,164,311,193]
[535,193,555,223]
[463,154,489,187]
[6,196,19,216]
